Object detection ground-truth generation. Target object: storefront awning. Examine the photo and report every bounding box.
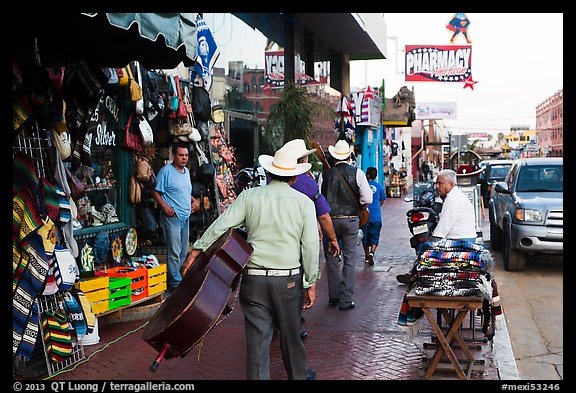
[234,13,387,61]
[14,13,198,69]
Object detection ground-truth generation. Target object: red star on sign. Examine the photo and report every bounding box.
[362,85,375,100]
[463,76,478,90]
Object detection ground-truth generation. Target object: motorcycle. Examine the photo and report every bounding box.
[234,165,267,193]
[404,188,442,253]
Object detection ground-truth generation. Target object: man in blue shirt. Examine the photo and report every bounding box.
[362,167,386,266]
[151,142,198,292]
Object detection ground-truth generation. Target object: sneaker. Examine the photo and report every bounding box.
[367,253,374,266]
[306,369,316,380]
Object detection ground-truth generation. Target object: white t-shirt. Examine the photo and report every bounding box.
[432,186,477,239]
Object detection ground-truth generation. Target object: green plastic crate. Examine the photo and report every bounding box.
[108,295,131,310]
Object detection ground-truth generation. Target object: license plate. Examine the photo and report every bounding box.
[413,224,428,235]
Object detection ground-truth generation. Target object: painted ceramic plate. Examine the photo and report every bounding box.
[111,236,124,265]
[94,231,109,265]
[125,228,137,256]
[80,242,95,273]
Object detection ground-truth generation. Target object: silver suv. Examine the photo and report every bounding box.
[489,157,563,271]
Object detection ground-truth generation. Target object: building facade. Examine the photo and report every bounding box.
[536,89,563,157]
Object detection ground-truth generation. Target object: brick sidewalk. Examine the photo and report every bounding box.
[48,195,500,381]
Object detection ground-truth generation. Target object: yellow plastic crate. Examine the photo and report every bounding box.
[148,281,167,296]
[148,272,167,287]
[84,288,109,304]
[75,276,109,292]
[90,299,109,315]
[147,264,167,279]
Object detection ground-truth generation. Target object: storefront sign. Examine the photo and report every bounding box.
[350,88,381,128]
[264,50,320,88]
[415,102,457,119]
[405,45,472,83]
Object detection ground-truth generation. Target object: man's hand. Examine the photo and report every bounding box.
[327,238,340,257]
[303,283,316,309]
[181,249,202,277]
[163,205,176,217]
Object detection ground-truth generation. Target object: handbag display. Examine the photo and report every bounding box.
[65,166,86,201]
[134,61,145,115]
[167,75,188,119]
[53,244,80,290]
[138,115,154,144]
[135,156,153,183]
[333,166,370,228]
[116,68,129,86]
[129,175,142,205]
[126,64,143,102]
[122,112,142,152]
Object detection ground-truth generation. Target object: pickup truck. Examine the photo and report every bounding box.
[488,157,563,271]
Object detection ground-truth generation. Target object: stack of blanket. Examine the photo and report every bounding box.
[413,239,494,297]
[398,239,503,340]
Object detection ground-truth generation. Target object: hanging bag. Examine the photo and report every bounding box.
[168,75,179,113]
[122,111,143,152]
[175,76,188,119]
[192,86,212,122]
[129,175,142,205]
[135,155,154,183]
[53,244,80,290]
[126,64,143,102]
[138,115,154,144]
[134,61,145,115]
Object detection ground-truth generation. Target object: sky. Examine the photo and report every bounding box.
[349,13,564,136]
[207,13,563,137]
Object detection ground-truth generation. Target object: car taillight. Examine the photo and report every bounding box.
[410,212,430,222]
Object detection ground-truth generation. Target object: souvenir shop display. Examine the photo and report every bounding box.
[209,122,238,213]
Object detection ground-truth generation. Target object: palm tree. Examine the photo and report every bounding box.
[265,82,336,148]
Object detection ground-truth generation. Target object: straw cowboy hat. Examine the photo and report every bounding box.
[281,139,316,159]
[258,148,311,177]
[328,139,353,160]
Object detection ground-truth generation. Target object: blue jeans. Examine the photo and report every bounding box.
[160,212,190,290]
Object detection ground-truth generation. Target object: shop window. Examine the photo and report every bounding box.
[72,92,124,232]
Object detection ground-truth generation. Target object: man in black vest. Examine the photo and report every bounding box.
[317,140,372,310]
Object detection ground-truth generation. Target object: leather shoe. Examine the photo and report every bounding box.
[306,369,316,380]
[339,302,355,311]
[328,298,338,306]
[396,273,411,285]
[299,331,308,341]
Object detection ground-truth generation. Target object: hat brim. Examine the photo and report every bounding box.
[258,155,311,176]
[328,145,352,160]
[297,148,317,159]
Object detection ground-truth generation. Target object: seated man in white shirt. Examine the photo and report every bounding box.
[430,169,477,242]
[396,169,477,284]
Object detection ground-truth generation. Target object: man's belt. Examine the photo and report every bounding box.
[244,268,301,277]
[331,215,358,219]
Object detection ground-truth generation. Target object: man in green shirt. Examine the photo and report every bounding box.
[181,147,319,380]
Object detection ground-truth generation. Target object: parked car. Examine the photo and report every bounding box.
[489,157,563,271]
[478,159,514,206]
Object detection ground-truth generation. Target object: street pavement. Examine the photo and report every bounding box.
[46,193,508,382]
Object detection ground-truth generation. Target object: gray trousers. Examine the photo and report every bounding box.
[324,217,359,307]
[239,273,307,380]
